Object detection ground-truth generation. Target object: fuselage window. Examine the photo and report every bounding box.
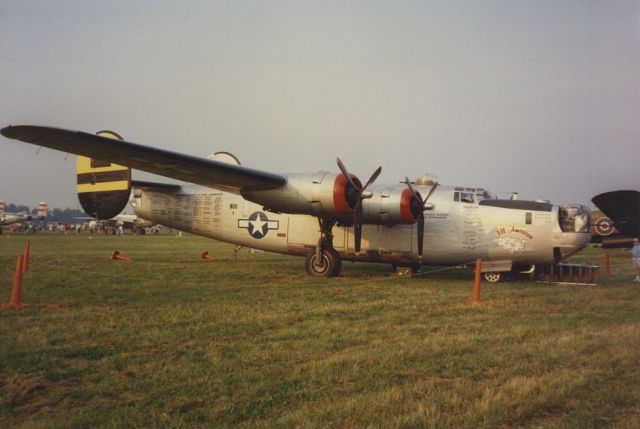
[454,191,474,203]
[525,212,532,225]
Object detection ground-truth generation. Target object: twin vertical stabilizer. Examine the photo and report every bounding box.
[76,130,131,219]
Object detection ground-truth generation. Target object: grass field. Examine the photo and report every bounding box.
[0,233,639,428]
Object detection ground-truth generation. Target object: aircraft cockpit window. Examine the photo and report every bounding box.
[475,189,496,201]
[454,191,474,203]
[454,187,495,203]
[559,205,590,233]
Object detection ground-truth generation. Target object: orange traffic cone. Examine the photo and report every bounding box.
[1,248,61,310]
[201,251,216,260]
[111,251,130,261]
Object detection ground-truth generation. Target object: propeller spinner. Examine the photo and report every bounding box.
[336,158,382,252]
[403,177,438,257]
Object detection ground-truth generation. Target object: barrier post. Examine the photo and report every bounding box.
[9,254,24,307]
[23,240,30,273]
[465,258,482,305]
[2,247,61,310]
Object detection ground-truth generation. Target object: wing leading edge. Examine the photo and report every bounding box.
[0,125,286,194]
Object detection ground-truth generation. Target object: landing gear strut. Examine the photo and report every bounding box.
[305,217,342,277]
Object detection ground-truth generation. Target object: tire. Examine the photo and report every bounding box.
[483,272,502,283]
[305,248,342,277]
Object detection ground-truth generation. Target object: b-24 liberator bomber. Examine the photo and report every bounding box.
[1,125,591,281]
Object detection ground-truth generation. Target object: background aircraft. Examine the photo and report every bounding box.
[0,200,47,226]
[591,190,640,248]
[77,213,153,233]
[1,125,592,280]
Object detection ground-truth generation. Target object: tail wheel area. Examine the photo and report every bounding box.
[483,272,502,283]
[305,248,342,277]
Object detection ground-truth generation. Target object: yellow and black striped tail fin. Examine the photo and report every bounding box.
[76,130,131,220]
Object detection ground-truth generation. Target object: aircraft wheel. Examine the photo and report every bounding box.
[305,248,341,277]
[483,272,502,283]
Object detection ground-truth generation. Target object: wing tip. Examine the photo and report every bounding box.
[0,125,16,138]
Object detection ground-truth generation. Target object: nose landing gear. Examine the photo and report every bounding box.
[483,272,502,283]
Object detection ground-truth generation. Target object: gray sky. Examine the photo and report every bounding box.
[1,0,639,210]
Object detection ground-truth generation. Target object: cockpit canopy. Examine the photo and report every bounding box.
[453,187,497,204]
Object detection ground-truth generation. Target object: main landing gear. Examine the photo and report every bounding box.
[305,247,342,277]
[305,217,342,277]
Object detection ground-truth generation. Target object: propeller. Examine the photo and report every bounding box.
[336,158,382,252]
[403,177,438,258]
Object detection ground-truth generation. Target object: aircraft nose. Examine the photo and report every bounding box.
[558,232,591,260]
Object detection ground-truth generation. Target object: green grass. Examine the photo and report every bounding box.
[0,233,639,428]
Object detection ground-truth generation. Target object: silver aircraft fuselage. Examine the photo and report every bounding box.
[132,183,590,270]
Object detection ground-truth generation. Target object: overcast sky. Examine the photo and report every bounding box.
[1,0,638,210]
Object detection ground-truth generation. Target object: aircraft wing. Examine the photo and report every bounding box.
[591,190,640,238]
[0,125,287,194]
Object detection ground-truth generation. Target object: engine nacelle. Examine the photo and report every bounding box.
[241,172,361,217]
[360,185,419,226]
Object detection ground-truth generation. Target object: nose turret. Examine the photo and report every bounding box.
[556,204,591,260]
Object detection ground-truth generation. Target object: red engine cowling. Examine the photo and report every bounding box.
[360,185,421,226]
[241,172,362,217]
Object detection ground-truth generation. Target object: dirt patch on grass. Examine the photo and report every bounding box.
[3,373,65,415]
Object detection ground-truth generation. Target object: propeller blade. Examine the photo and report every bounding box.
[336,157,381,252]
[422,182,439,207]
[336,157,360,191]
[354,202,363,252]
[362,166,382,191]
[417,210,424,257]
